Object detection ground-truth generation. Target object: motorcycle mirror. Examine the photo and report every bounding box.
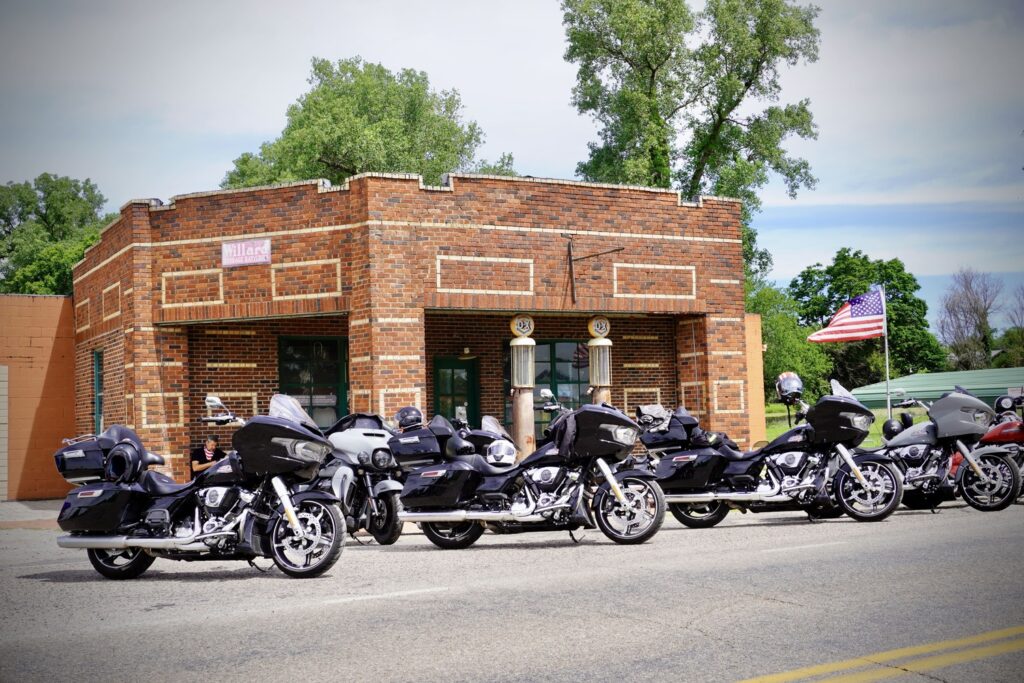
[205,395,226,411]
[539,388,554,400]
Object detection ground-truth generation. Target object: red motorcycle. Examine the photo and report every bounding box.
[979,393,1024,497]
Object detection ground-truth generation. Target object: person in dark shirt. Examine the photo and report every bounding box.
[190,436,226,478]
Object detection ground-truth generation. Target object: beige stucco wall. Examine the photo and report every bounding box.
[745,313,767,445]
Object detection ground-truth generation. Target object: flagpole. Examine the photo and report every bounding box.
[881,284,892,419]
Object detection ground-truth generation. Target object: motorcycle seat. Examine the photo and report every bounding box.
[141,470,191,496]
[719,445,761,461]
[453,453,515,477]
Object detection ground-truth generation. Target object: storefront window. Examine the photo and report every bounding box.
[278,337,348,428]
[504,340,589,440]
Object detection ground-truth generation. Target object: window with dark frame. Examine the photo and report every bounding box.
[504,340,589,440]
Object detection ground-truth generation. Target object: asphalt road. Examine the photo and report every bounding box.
[1,504,1022,683]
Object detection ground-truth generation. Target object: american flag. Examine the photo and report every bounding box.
[807,287,887,343]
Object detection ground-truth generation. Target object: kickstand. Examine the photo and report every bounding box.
[351,533,372,546]
[569,529,586,544]
[930,507,939,514]
[248,558,273,573]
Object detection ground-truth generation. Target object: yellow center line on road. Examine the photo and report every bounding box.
[825,636,1024,683]
[735,625,1024,683]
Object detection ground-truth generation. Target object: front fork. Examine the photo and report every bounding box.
[595,458,628,504]
[363,473,381,517]
[956,440,989,482]
[271,476,306,538]
[834,444,868,487]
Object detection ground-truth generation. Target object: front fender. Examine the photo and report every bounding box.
[614,468,658,482]
[372,479,403,497]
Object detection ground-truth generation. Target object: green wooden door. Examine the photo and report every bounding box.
[278,337,348,428]
[434,357,480,427]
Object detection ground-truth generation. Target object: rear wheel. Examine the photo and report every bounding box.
[421,521,484,549]
[833,462,903,522]
[368,492,404,545]
[270,500,345,578]
[594,477,665,544]
[86,547,156,580]
[958,454,1021,512]
[668,501,730,528]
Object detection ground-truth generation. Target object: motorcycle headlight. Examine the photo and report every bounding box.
[610,426,638,445]
[371,449,394,469]
[357,451,371,466]
[841,412,873,432]
[271,438,332,463]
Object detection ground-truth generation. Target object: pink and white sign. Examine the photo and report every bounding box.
[222,239,271,267]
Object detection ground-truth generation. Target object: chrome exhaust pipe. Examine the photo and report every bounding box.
[663,492,793,504]
[56,535,211,551]
[398,510,545,524]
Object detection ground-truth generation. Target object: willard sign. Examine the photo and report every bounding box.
[222,239,271,267]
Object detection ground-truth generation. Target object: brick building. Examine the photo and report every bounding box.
[70,173,763,481]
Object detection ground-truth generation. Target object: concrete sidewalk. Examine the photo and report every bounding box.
[0,499,63,529]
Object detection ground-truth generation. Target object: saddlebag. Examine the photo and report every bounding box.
[57,483,141,532]
[54,439,106,485]
[400,461,479,508]
[389,427,444,471]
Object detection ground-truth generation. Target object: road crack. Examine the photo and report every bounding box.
[862,657,951,683]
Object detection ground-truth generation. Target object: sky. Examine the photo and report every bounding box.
[0,0,1021,328]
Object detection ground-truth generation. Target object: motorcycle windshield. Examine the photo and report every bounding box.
[829,380,869,408]
[268,394,318,429]
[481,415,511,439]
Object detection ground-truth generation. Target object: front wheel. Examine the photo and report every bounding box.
[594,477,665,544]
[421,521,484,549]
[87,547,156,580]
[668,501,729,528]
[270,500,345,578]
[833,462,903,522]
[958,454,1021,512]
[368,492,404,545]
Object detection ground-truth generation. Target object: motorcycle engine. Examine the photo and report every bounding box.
[767,451,807,476]
[893,445,927,466]
[527,466,565,492]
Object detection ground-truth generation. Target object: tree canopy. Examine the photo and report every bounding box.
[0,173,113,295]
[561,0,821,282]
[222,57,515,190]
[788,248,947,388]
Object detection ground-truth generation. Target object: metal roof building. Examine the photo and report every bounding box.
[852,367,1024,409]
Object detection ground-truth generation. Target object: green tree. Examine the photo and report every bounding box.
[788,248,947,388]
[0,173,114,295]
[747,283,832,400]
[561,0,820,283]
[223,57,514,189]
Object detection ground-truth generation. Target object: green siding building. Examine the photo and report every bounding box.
[852,367,1024,409]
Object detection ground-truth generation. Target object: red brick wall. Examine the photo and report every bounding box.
[0,295,76,500]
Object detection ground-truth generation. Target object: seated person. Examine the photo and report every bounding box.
[190,435,226,477]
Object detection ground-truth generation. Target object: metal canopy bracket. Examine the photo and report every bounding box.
[566,236,624,304]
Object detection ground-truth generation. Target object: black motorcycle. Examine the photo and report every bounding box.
[306,413,405,545]
[53,395,344,579]
[392,391,665,549]
[645,378,903,527]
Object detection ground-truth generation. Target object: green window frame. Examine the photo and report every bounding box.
[433,357,480,427]
[93,350,104,434]
[278,336,348,429]
[504,339,589,439]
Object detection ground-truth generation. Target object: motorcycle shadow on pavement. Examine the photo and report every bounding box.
[17,563,293,584]
[349,536,604,553]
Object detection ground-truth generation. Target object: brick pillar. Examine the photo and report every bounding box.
[676,315,708,421]
[347,223,427,422]
[122,200,192,480]
[703,314,750,447]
